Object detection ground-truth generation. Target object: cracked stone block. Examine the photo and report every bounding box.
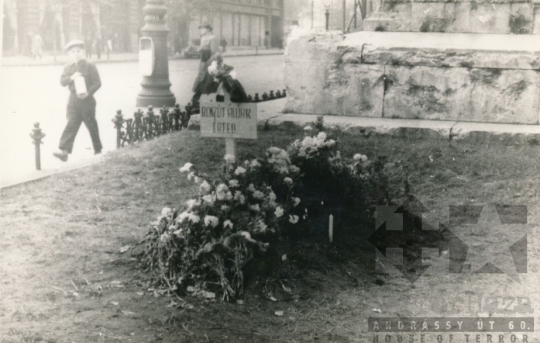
[284,32,384,117]
[363,3,412,31]
[468,69,540,123]
[383,66,470,121]
[410,3,472,33]
[383,66,540,124]
[285,31,540,124]
[364,0,534,34]
[362,44,540,70]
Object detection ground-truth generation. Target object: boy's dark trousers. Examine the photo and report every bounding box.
[59,93,102,154]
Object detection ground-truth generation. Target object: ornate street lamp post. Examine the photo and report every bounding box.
[136,0,176,107]
[325,9,330,30]
[322,0,334,31]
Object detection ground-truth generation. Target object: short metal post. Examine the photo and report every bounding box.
[173,104,181,130]
[30,123,45,171]
[112,110,124,148]
[134,109,144,142]
[147,106,155,140]
[159,106,167,134]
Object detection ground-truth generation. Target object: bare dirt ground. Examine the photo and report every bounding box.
[1,128,539,342]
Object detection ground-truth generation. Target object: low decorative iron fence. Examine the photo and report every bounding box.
[247,89,287,103]
[112,89,287,148]
[112,104,192,148]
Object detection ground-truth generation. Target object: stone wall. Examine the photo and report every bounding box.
[363,1,540,34]
[284,31,540,124]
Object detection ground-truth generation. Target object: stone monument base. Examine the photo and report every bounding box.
[284,31,540,124]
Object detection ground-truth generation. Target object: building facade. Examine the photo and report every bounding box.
[3,0,285,55]
[2,0,141,54]
[169,0,285,52]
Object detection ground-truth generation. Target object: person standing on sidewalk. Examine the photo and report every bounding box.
[53,40,103,162]
[191,22,220,109]
[31,33,43,60]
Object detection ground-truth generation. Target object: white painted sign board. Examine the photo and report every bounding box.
[200,92,257,140]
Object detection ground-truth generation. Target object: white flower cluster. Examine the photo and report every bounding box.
[352,153,371,179]
[353,154,369,162]
[216,184,233,201]
[233,190,246,204]
[293,132,336,158]
[177,211,201,224]
[179,162,193,173]
[267,147,291,174]
[202,194,216,205]
[204,215,219,228]
[186,199,201,211]
[169,151,309,262]
[200,180,212,195]
[180,162,203,184]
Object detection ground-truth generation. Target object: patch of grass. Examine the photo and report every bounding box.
[1,127,540,341]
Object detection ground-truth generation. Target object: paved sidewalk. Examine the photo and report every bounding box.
[1,48,284,67]
[4,97,540,190]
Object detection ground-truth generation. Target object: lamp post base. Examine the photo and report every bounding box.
[136,0,176,109]
[136,94,176,108]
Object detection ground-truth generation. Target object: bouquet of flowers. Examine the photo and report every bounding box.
[207,57,249,103]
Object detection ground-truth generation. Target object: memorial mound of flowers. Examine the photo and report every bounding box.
[138,120,402,300]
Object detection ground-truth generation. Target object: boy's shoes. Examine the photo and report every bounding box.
[94,150,102,155]
[53,150,69,162]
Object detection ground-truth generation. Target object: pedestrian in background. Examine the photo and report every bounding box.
[31,33,43,60]
[95,36,102,59]
[264,31,270,49]
[85,34,93,59]
[101,27,112,59]
[220,37,228,53]
[27,32,34,57]
[53,40,103,162]
[191,22,220,110]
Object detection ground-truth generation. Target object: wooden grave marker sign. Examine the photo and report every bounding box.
[200,90,257,157]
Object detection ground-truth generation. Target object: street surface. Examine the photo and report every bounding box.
[0,55,284,186]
